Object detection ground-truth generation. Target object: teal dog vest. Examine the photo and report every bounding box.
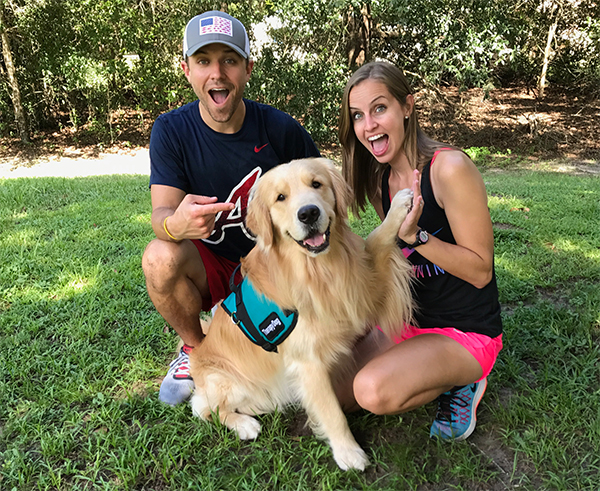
[221,265,298,353]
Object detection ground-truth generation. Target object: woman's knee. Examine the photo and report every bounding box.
[353,368,399,415]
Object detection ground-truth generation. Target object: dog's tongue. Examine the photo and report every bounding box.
[304,234,325,247]
[371,135,388,155]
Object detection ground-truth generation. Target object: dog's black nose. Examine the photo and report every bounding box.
[298,205,320,225]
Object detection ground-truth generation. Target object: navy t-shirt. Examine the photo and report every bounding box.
[150,99,320,262]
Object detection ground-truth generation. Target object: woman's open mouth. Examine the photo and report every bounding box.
[368,133,389,157]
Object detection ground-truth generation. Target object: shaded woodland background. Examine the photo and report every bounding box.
[1,0,599,161]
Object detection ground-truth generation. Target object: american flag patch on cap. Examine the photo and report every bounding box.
[200,16,233,37]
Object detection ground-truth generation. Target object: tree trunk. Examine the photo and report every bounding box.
[345,3,373,68]
[0,7,30,143]
[539,3,560,99]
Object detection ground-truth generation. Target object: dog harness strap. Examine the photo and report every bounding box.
[229,264,241,293]
[221,267,298,353]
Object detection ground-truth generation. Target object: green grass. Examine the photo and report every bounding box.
[1,169,599,490]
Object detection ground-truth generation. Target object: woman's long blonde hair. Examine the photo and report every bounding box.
[339,61,449,214]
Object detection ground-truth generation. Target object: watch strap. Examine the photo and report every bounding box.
[406,228,429,248]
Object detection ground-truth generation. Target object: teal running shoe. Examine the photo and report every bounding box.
[430,378,487,441]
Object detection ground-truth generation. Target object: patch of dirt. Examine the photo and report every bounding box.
[286,410,312,437]
[469,428,543,489]
[1,87,599,171]
[493,222,523,231]
[417,85,600,171]
[0,107,153,167]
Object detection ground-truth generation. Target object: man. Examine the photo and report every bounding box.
[142,11,320,406]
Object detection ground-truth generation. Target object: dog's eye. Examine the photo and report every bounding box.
[276,194,286,202]
[312,181,321,189]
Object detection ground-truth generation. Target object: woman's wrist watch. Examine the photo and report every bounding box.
[406,228,429,248]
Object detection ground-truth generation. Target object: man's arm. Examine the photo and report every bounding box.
[150,184,186,241]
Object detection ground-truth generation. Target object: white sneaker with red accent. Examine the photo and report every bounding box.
[159,345,195,406]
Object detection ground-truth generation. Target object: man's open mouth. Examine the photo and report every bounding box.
[293,225,331,254]
[209,88,229,104]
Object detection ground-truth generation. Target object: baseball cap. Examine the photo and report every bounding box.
[183,11,250,60]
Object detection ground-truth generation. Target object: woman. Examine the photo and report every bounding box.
[338,61,502,441]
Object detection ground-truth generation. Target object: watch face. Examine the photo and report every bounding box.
[418,229,429,244]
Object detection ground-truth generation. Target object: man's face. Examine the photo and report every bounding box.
[182,44,253,133]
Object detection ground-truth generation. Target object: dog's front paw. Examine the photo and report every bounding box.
[228,413,262,440]
[333,445,369,471]
[390,188,414,212]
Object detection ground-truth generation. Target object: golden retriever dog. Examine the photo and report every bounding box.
[189,158,413,471]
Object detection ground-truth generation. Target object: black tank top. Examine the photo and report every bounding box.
[382,154,502,337]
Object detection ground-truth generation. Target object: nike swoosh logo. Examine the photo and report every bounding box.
[254,143,269,153]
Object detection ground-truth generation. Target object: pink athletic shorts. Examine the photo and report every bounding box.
[391,325,503,382]
[192,239,242,312]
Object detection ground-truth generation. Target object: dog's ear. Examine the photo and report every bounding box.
[245,183,274,248]
[323,159,352,219]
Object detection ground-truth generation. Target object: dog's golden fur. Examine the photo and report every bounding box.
[189,158,413,470]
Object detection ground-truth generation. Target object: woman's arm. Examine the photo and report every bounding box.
[398,151,494,289]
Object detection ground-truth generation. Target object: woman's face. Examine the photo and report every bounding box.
[348,79,412,165]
